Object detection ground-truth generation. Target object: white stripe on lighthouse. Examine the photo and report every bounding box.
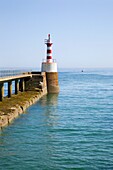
[47,53,52,56]
[47,47,52,50]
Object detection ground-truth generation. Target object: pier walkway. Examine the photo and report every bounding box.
[0,73,32,101]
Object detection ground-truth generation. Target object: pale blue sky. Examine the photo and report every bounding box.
[0,0,113,69]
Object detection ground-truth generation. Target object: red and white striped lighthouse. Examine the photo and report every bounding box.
[41,34,57,72]
[41,34,59,93]
[45,34,53,63]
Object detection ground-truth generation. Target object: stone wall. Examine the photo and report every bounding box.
[46,72,60,93]
[25,72,47,93]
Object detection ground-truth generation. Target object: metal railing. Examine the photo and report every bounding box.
[42,59,56,63]
[0,69,32,78]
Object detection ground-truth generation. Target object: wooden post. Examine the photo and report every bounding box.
[0,83,4,101]
[19,79,25,92]
[15,79,19,94]
[8,81,12,98]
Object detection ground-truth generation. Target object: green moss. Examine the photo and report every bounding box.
[0,91,40,115]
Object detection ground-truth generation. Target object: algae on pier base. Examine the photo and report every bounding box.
[0,91,45,129]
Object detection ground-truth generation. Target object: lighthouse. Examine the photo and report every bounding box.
[41,34,59,93]
[41,34,57,72]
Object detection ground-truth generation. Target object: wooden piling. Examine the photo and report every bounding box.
[19,79,25,92]
[0,83,4,101]
[8,81,12,98]
[15,79,19,94]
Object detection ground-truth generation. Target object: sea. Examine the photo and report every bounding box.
[0,68,113,170]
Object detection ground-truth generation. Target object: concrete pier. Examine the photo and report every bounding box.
[0,71,48,129]
[0,74,32,101]
[0,72,48,102]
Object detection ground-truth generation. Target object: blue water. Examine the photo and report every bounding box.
[0,68,113,170]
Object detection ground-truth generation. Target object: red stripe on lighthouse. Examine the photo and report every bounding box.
[47,50,52,53]
[47,56,52,59]
[45,34,53,63]
[47,43,52,47]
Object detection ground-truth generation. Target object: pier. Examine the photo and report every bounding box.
[0,71,48,129]
[0,73,32,101]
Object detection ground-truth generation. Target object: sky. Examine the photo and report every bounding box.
[0,0,113,69]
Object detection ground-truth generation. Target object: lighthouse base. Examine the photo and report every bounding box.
[46,72,59,93]
[41,62,57,72]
